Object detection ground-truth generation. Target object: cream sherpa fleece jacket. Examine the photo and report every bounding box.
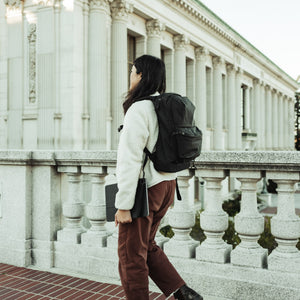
[115,94,176,210]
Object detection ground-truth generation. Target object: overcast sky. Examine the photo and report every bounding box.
[199,0,300,81]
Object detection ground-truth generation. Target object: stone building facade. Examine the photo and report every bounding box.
[0,0,298,151]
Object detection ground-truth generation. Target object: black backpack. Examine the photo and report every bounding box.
[144,93,202,173]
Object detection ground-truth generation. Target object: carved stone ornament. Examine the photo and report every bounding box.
[4,0,23,8]
[110,0,133,21]
[173,34,189,50]
[28,24,36,103]
[89,0,109,12]
[146,19,165,37]
[195,47,209,61]
[37,0,54,6]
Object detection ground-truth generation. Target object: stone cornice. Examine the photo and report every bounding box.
[110,0,133,21]
[167,0,298,89]
[146,19,165,37]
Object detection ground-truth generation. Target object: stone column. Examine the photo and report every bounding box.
[5,0,24,149]
[54,0,61,149]
[235,68,243,150]
[59,0,85,149]
[226,64,236,150]
[243,86,250,132]
[195,48,208,149]
[265,86,273,150]
[173,34,188,96]
[57,168,85,243]
[110,0,133,149]
[88,0,110,149]
[195,169,232,263]
[288,98,295,150]
[260,82,266,150]
[36,2,56,149]
[230,170,267,268]
[81,167,108,247]
[268,171,300,272]
[272,90,279,150]
[0,2,8,148]
[146,19,164,58]
[164,169,198,258]
[283,96,288,149]
[278,93,284,150]
[212,57,224,150]
[253,79,261,149]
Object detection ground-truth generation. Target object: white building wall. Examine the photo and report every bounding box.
[1,0,298,151]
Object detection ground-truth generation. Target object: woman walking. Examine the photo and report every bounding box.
[114,55,203,300]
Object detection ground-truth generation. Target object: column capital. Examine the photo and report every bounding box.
[173,34,189,50]
[110,0,133,21]
[253,78,261,85]
[89,0,110,12]
[4,0,23,7]
[265,84,271,91]
[195,47,209,61]
[212,56,225,68]
[146,19,165,37]
[226,63,237,75]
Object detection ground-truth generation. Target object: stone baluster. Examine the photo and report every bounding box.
[57,167,85,243]
[230,170,267,268]
[164,169,198,258]
[81,167,108,247]
[267,171,300,272]
[195,169,231,263]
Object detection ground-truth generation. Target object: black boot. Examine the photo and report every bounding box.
[173,284,203,300]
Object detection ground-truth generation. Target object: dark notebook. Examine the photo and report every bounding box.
[105,178,149,222]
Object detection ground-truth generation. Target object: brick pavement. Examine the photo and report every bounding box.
[0,263,175,300]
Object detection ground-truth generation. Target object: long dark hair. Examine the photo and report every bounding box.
[123,55,166,114]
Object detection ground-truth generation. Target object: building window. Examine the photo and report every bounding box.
[127,35,136,88]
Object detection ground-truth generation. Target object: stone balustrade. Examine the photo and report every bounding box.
[0,150,300,299]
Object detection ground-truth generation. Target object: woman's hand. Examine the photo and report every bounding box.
[115,209,132,226]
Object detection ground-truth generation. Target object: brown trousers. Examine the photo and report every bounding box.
[118,180,185,300]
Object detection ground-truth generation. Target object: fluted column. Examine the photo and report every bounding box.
[278,93,284,150]
[57,169,85,243]
[111,0,133,149]
[5,0,24,149]
[164,169,198,258]
[81,167,108,247]
[259,81,266,150]
[253,79,261,149]
[230,170,267,268]
[195,169,231,263]
[146,19,164,58]
[0,4,8,148]
[226,64,236,150]
[265,86,273,150]
[195,47,208,149]
[235,68,243,150]
[164,49,174,92]
[36,2,56,149]
[244,86,250,132]
[88,0,110,149]
[272,90,279,150]
[288,98,295,150]
[283,96,288,149]
[268,171,300,272]
[173,34,189,96]
[212,57,224,150]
